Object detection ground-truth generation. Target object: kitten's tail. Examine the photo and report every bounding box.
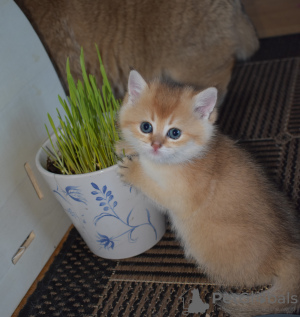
[233,0,259,61]
[220,255,300,317]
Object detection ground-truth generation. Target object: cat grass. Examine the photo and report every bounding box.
[45,46,120,175]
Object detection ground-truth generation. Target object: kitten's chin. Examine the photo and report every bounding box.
[144,150,169,164]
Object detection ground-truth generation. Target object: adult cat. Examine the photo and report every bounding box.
[16,0,258,104]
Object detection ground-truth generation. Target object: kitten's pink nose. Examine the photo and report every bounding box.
[152,142,161,152]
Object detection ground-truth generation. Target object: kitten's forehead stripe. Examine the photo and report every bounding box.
[152,83,183,120]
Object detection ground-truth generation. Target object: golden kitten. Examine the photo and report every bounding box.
[16,0,258,104]
[117,70,300,316]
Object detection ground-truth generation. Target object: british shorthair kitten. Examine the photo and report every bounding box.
[117,70,300,317]
[16,0,258,104]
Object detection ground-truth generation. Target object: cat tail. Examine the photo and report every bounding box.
[220,256,300,317]
[233,0,259,61]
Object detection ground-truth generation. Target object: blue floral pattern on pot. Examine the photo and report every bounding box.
[91,182,158,250]
[53,185,87,205]
[53,184,87,233]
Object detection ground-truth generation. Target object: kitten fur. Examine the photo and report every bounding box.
[16,0,258,104]
[117,70,300,316]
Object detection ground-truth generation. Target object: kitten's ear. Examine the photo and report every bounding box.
[128,70,148,104]
[192,87,218,120]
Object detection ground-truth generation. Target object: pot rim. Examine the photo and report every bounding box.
[35,134,117,179]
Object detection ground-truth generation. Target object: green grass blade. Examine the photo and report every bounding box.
[44,47,120,175]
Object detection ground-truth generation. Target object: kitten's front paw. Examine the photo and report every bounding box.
[117,154,139,185]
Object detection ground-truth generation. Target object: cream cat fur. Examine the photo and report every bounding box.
[16,0,258,104]
[117,70,300,316]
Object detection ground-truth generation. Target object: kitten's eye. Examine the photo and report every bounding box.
[167,128,181,140]
[140,122,153,133]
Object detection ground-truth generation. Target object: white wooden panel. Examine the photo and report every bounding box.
[0,1,71,315]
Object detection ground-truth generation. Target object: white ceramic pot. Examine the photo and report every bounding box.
[35,136,166,259]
